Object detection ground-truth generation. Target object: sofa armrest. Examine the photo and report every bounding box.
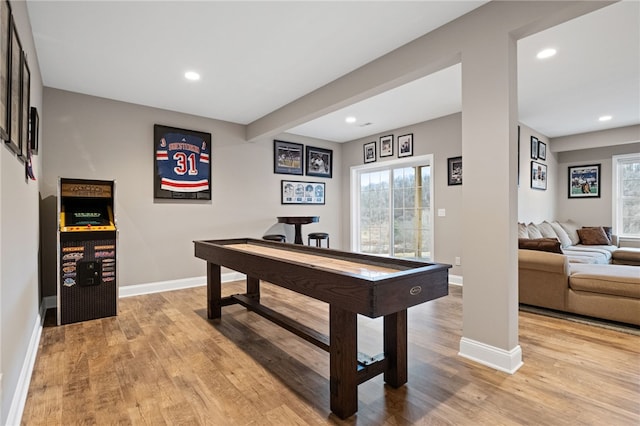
[518,249,569,274]
[518,249,569,311]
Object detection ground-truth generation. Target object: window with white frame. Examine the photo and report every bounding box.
[612,153,640,238]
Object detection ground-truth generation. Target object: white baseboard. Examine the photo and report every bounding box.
[458,337,523,374]
[449,274,463,286]
[119,272,245,298]
[6,300,48,426]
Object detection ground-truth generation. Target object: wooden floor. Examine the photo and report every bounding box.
[22,283,639,425]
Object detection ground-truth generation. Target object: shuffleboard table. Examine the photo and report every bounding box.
[194,238,450,419]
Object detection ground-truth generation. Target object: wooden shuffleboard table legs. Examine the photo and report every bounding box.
[205,260,412,419]
[207,263,221,319]
[329,305,358,419]
[383,310,408,387]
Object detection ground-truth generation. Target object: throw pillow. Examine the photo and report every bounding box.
[527,223,543,239]
[559,220,581,246]
[577,227,611,245]
[518,238,562,254]
[583,226,613,243]
[550,221,573,248]
[518,223,529,239]
[536,221,558,239]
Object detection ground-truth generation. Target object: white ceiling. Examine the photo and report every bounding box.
[27,1,639,143]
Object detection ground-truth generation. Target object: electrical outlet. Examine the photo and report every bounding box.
[455,256,461,266]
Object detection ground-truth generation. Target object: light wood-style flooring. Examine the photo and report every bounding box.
[22,283,639,425]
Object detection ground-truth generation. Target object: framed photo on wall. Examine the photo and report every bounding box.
[568,164,600,198]
[398,133,413,157]
[19,51,29,160]
[530,161,547,190]
[6,18,22,157]
[305,145,332,178]
[379,134,393,157]
[0,0,10,140]
[154,124,212,200]
[29,106,38,154]
[274,140,303,175]
[281,180,325,205]
[530,136,538,159]
[447,156,462,185]
[537,140,546,160]
[364,141,376,163]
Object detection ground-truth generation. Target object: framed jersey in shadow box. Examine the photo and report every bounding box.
[154,124,211,200]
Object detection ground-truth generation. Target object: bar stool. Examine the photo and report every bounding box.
[263,234,286,243]
[308,232,329,248]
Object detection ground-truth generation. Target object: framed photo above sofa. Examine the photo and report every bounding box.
[568,164,600,198]
[530,161,547,190]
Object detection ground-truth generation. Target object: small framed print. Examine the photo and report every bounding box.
[537,140,546,160]
[530,136,538,159]
[398,133,413,158]
[305,145,332,178]
[0,0,10,140]
[6,18,21,157]
[568,164,600,198]
[19,51,29,160]
[281,180,325,205]
[531,161,547,190]
[379,134,393,157]
[274,140,303,175]
[29,106,38,154]
[364,141,376,163]
[447,156,462,185]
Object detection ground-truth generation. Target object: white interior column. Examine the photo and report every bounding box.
[458,29,521,373]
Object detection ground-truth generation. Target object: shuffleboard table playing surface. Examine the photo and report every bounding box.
[194,238,450,419]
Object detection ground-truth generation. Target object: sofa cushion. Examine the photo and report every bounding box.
[526,223,543,239]
[519,238,562,254]
[612,248,640,266]
[550,222,573,248]
[559,220,581,246]
[569,264,640,299]
[577,227,611,245]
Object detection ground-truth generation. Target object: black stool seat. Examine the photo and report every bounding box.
[263,234,286,242]
[308,232,329,248]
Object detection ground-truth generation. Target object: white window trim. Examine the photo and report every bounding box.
[612,152,640,241]
[350,154,434,257]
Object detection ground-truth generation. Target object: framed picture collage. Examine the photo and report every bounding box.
[274,140,332,205]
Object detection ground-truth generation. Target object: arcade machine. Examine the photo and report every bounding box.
[57,178,117,325]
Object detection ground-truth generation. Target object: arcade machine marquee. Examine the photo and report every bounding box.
[57,178,118,325]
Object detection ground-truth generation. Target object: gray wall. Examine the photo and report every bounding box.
[0,1,44,423]
[41,88,341,296]
[341,113,463,276]
[517,124,556,223]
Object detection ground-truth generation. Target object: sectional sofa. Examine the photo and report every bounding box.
[518,220,640,326]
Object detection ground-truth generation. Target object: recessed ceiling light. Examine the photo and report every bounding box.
[185,71,200,81]
[345,116,357,124]
[598,115,612,122]
[536,48,557,59]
